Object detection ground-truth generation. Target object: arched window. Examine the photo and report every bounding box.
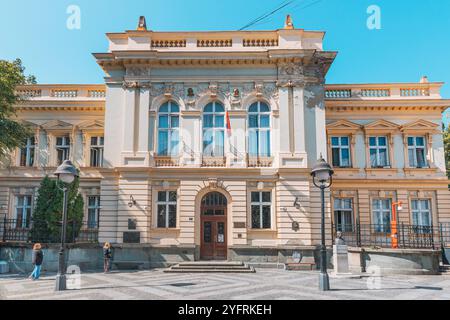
[248,101,271,157]
[157,101,180,156]
[203,102,225,157]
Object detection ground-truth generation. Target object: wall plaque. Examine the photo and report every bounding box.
[123,232,140,244]
[128,219,137,230]
[234,222,246,229]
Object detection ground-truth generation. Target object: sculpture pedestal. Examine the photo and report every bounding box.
[330,244,360,278]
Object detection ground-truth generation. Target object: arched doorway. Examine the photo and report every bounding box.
[200,192,227,260]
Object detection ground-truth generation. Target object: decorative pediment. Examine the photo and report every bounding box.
[364,119,400,133]
[41,120,73,131]
[326,120,362,134]
[20,120,39,129]
[400,119,439,134]
[77,120,105,131]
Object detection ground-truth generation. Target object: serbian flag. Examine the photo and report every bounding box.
[226,110,232,137]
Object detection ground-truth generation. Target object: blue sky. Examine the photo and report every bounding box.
[1,0,449,124]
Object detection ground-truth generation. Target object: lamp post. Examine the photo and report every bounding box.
[54,160,78,291]
[391,201,403,249]
[311,156,334,291]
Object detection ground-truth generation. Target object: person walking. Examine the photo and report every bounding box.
[103,242,112,273]
[30,243,43,280]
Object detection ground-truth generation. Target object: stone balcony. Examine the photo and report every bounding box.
[15,85,106,101]
[325,78,443,100]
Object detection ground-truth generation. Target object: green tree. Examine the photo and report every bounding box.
[30,175,84,243]
[0,58,36,161]
[444,125,450,179]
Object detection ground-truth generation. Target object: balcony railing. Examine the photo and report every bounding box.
[325,83,440,100]
[202,156,226,167]
[15,85,106,101]
[154,156,180,167]
[332,222,450,249]
[247,156,273,168]
[0,218,98,244]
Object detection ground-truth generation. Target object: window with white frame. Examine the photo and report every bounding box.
[248,102,271,157]
[156,191,177,228]
[19,137,35,167]
[408,136,427,168]
[90,136,104,167]
[372,199,391,233]
[331,136,351,167]
[15,195,33,229]
[157,101,180,156]
[87,196,100,229]
[56,136,70,165]
[250,191,271,229]
[369,136,389,168]
[334,198,354,232]
[203,102,225,157]
[411,199,432,233]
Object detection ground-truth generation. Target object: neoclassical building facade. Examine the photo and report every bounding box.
[1,17,449,261]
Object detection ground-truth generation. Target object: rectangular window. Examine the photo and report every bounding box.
[19,137,35,167]
[90,136,104,167]
[369,136,389,168]
[251,191,271,229]
[334,198,353,232]
[87,196,100,229]
[372,199,391,233]
[408,137,427,168]
[331,136,351,168]
[411,199,432,234]
[156,191,177,228]
[15,195,33,229]
[56,136,70,165]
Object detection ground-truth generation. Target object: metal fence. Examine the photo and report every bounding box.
[332,222,450,250]
[0,218,98,244]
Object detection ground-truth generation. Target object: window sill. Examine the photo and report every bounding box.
[247,229,277,234]
[150,228,181,234]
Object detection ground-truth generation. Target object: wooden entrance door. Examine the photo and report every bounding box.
[200,192,227,260]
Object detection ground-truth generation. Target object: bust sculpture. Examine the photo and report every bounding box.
[335,231,345,245]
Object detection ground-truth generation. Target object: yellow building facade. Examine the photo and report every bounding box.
[1,19,449,264]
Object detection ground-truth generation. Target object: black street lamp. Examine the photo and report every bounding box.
[311,155,334,291]
[54,160,78,291]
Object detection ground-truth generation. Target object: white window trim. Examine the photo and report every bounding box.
[407,136,428,168]
[371,198,392,233]
[89,136,104,167]
[87,195,101,229]
[248,101,271,157]
[19,137,36,167]
[333,198,354,232]
[155,190,178,229]
[411,199,432,227]
[331,136,351,167]
[249,190,273,230]
[157,101,180,157]
[55,135,71,165]
[369,136,390,168]
[14,195,33,229]
[202,101,226,157]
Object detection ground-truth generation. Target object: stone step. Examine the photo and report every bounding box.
[171,265,250,270]
[164,261,255,273]
[177,261,244,267]
[164,267,255,273]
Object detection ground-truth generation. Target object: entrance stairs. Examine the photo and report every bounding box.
[164,261,255,273]
[439,264,450,275]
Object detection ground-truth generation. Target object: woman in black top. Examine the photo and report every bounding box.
[30,243,43,280]
[103,242,112,273]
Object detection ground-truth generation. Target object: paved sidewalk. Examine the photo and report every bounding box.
[1,269,449,300]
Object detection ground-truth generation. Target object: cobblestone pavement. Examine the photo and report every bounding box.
[1,269,450,300]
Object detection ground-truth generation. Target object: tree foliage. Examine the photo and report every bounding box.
[444,125,450,179]
[0,58,36,161]
[30,175,84,243]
